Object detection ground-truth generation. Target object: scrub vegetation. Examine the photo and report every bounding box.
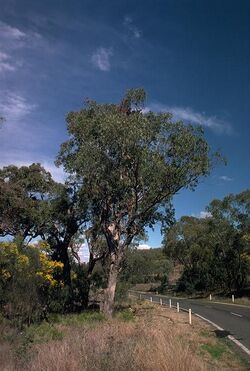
[0,300,247,371]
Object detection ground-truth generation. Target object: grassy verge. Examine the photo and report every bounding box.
[207,296,250,307]
[0,300,249,371]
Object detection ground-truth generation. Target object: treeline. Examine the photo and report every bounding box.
[163,189,250,294]
[121,248,170,285]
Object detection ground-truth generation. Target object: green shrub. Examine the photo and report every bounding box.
[115,309,135,321]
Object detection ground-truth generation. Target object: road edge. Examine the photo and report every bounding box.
[129,290,250,358]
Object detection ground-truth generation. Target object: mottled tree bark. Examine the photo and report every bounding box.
[103,255,120,317]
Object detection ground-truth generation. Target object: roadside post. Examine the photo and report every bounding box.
[169,299,172,308]
[209,294,212,301]
[160,298,162,305]
[189,309,192,325]
[177,302,179,313]
[232,294,235,303]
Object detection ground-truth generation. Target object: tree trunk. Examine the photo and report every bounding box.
[103,255,120,317]
[59,244,72,288]
[56,243,74,310]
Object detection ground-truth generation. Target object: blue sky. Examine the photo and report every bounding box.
[1,0,250,250]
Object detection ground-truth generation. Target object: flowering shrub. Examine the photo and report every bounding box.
[0,241,64,326]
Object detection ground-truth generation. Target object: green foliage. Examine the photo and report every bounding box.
[120,248,171,285]
[57,90,211,238]
[0,241,64,326]
[115,308,135,321]
[200,343,226,359]
[0,163,88,292]
[25,322,64,342]
[158,274,169,293]
[56,88,212,296]
[115,281,131,303]
[0,164,56,242]
[0,88,216,319]
[55,88,213,314]
[164,189,250,294]
[70,262,90,308]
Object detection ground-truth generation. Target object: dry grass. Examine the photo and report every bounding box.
[0,301,248,371]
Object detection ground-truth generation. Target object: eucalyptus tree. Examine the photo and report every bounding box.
[207,189,250,291]
[0,163,55,244]
[208,189,250,235]
[45,182,88,291]
[164,190,250,293]
[0,164,86,298]
[57,88,213,316]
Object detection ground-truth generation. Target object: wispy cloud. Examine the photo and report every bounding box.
[91,47,113,71]
[0,90,65,183]
[0,156,66,184]
[219,175,233,182]
[144,103,232,134]
[0,92,36,121]
[0,52,16,73]
[123,16,142,39]
[0,21,26,42]
[0,20,42,74]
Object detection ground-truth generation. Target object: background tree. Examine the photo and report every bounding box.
[0,164,88,306]
[163,216,214,292]
[0,164,55,244]
[44,183,89,307]
[164,189,250,294]
[120,247,170,285]
[57,88,213,316]
[207,189,250,292]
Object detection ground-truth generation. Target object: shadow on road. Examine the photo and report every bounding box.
[214,329,231,338]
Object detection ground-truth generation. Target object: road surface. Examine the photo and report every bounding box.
[129,291,250,358]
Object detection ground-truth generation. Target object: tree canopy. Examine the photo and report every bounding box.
[0,163,56,243]
[164,189,250,293]
[56,88,213,315]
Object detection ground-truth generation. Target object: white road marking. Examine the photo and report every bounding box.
[230,312,243,318]
[129,292,250,358]
[191,313,250,356]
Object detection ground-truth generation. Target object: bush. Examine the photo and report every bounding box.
[0,242,63,326]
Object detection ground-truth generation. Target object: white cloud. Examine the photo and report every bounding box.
[40,162,67,183]
[219,175,233,182]
[0,21,26,41]
[199,211,212,219]
[137,244,151,250]
[0,90,67,183]
[192,211,212,219]
[123,16,142,39]
[0,52,16,73]
[91,47,113,71]
[0,21,42,74]
[0,92,36,121]
[0,156,67,184]
[144,103,232,134]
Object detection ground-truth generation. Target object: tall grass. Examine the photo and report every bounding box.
[0,304,246,371]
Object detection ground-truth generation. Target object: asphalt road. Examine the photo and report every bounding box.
[130,291,250,357]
